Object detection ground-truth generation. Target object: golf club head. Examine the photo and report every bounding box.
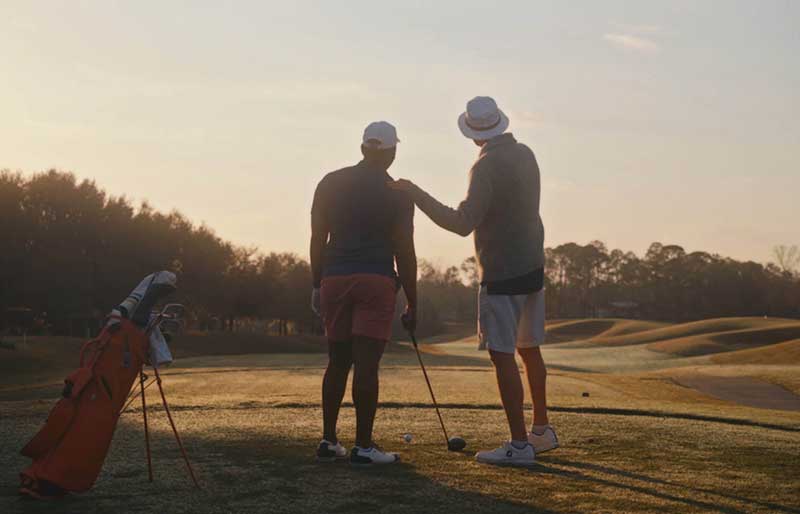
[159,318,184,339]
[447,437,467,452]
[160,303,186,319]
[156,304,186,337]
[159,317,183,331]
[144,303,187,336]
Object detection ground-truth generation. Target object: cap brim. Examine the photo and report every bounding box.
[457,110,509,140]
[362,137,400,150]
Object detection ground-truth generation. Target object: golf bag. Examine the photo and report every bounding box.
[19,271,177,497]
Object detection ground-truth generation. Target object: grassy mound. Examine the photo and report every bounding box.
[648,322,800,357]
[711,339,800,365]
[545,319,618,342]
[581,317,793,347]
[595,320,671,337]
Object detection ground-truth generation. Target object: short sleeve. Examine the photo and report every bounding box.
[392,193,415,249]
[311,178,329,234]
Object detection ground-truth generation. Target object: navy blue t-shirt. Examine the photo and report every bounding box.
[311,161,414,282]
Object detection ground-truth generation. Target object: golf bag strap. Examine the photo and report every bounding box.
[63,368,93,399]
[78,314,126,367]
[67,334,108,398]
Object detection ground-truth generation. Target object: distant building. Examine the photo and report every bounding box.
[598,301,641,319]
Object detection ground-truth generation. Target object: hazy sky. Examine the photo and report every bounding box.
[2,1,797,266]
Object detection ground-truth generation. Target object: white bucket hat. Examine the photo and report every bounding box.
[457,96,509,140]
[362,121,400,149]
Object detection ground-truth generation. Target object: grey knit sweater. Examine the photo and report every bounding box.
[410,133,545,283]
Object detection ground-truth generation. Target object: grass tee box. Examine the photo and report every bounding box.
[2,317,799,512]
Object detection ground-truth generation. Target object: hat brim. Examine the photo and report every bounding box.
[458,109,510,140]
[361,139,399,150]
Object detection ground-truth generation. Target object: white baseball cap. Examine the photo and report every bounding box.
[362,121,400,149]
[457,96,510,140]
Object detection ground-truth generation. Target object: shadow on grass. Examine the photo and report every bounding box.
[531,460,743,513]
[534,457,798,514]
[133,401,800,434]
[187,431,557,514]
[4,404,797,514]
[2,427,555,514]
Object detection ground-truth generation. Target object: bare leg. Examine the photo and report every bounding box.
[489,350,527,441]
[322,340,353,443]
[352,336,386,448]
[518,346,549,427]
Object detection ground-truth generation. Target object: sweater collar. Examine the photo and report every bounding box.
[480,133,517,156]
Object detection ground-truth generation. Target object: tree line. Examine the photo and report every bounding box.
[0,170,312,336]
[544,241,799,321]
[1,170,797,337]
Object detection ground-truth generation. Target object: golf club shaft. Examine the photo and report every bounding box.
[409,331,450,445]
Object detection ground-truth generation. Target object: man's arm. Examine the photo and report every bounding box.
[402,166,492,237]
[310,181,328,288]
[393,200,417,327]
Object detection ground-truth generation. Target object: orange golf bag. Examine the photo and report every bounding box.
[19,271,197,499]
[19,318,149,496]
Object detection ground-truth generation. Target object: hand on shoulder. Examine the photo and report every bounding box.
[386,179,416,194]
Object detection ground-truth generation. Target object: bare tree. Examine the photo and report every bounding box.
[459,257,480,287]
[773,245,800,274]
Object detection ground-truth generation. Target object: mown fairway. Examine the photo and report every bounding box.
[2,318,799,513]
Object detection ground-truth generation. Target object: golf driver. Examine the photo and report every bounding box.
[406,329,467,452]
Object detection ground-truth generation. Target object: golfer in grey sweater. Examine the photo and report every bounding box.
[389,96,558,467]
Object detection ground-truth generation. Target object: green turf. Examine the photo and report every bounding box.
[2,322,799,513]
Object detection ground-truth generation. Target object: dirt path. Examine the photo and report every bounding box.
[675,374,800,411]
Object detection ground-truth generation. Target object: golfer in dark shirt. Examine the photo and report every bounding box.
[310,121,417,466]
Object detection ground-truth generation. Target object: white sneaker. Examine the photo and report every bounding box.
[316,440,347,462]
[528,426,559,454]
[475,442,535,467]
[350,446,399,466]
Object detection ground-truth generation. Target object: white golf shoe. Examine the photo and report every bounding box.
[316,439,347,463]
[475,442,535,467]
[528,426,559,454]
[350,446,399,466]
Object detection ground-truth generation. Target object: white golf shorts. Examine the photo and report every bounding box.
[478,286,545,354]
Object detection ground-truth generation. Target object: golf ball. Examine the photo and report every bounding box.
[403,433,413,443]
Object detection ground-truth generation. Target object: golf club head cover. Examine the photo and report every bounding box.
[147,324,173,368]
[117,271,177,327]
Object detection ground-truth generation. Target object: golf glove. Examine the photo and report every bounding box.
[401,306,417,334]
[311,288,322,317]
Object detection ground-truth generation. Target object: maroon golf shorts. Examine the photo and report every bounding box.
[320,274,396,342]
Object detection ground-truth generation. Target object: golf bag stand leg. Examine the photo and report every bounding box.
[140,371,154,482]
[153,367,200,489]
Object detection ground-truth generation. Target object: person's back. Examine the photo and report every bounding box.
[472,135,544,283]
[316,163,411,280]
